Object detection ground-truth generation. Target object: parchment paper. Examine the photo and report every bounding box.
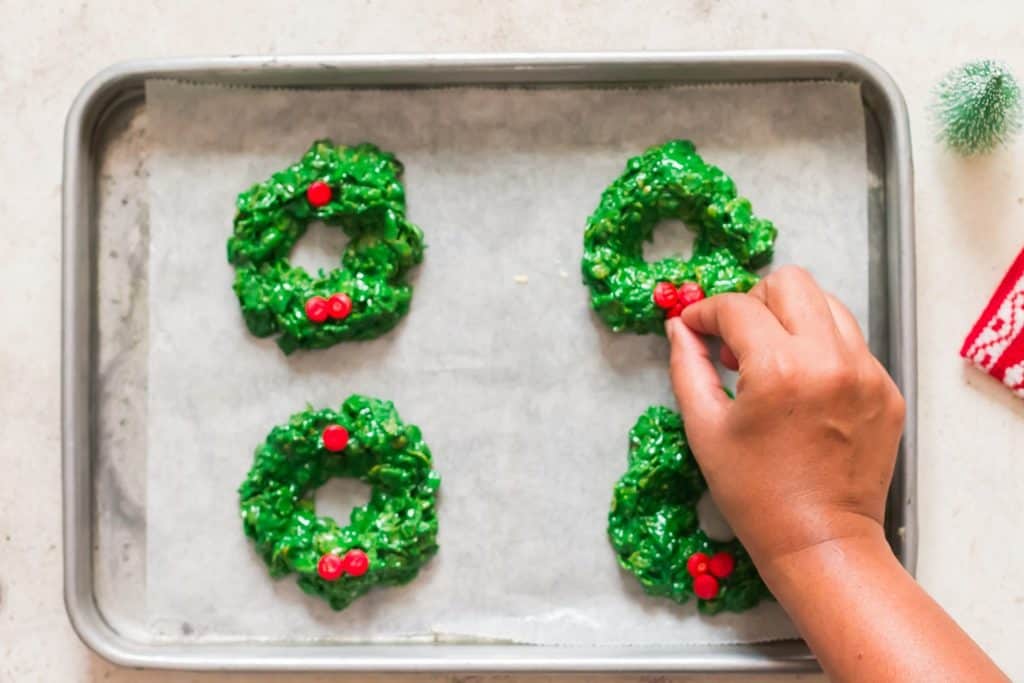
[145,79,867,645]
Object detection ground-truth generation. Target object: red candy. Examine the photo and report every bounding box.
[654,281,704,318]
[305,296,329,323]
[322,424,349,452]
[327,293,352,320]
[317,553,344,581]
[317,549,369,580]
[652,281,679,309]
[708,552,735,579]
[693,573,720,600]
[306,181,332,207]
[678,281,705,307]
[341,549,369,577]
[686,552,710,578]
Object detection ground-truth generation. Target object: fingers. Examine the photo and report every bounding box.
[680,292,787,362]
[824,293,868,349]
[750,266,836,337]
[680,265,863,375]
[666,317,729,428]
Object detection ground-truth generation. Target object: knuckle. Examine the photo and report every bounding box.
[862,362,906,424]
[859,364,888,394]
[821,364,858,393]
[716,292,745,313]
[772,264,813,284]
[803,353,858,392]
[758,352,800,387]
[713,294,749,326]
[885,384,907,423]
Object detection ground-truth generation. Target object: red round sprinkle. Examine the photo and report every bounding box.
[693,573,720,600]
[677,281,705,308]
[708,552,735,579]
[341,549,369,577]
[306,181,332,207]
[666,303,684,319]
[317,553,344,581]
[322,424,349,452]
[327,293,352,320]
[652,281,679,309]
[305,296,329,323]
[686,552,710,578]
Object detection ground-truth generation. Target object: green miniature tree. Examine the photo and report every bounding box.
[933,59,1022,156]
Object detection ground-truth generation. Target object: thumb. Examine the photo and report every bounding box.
[666,317,729,443]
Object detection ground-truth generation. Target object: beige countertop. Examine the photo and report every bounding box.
[2,1,1023,681]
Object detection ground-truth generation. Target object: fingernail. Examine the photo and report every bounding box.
[665,317,680,340]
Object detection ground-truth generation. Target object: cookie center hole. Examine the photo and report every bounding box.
[643,219,696,263]
[697,490,736,542]
[289,221,350,275]
[315,478,371,526]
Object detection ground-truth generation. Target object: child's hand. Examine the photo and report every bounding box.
[666,265,904,571]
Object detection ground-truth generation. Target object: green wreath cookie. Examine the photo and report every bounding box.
[227,140,425,354]
[238,394,440,610]
[608,406,771,614]
[582,140,777,334]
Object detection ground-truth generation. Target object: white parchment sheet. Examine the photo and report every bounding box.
[145,80,867,644]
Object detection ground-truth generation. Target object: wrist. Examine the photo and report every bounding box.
[747,509,890,583]
[757,524,895,602]
[755,525,1008,682]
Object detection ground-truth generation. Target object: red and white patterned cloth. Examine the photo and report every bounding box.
[961,247,1024,397]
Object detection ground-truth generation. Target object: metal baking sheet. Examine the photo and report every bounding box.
[62,51,917,672]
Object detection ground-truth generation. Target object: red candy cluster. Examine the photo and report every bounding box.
[686,551,735,600]
[306,180,333,208]
[305,293,352,324]
[321,424,350,452]
[652,281,705,318]
[316,549,370,581]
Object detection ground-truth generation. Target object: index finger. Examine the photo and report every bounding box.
[748,265,836,338]
[680,293,787,361]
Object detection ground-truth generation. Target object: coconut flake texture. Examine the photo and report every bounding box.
[933,59,1023,156]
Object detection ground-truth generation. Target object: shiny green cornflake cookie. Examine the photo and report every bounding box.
[227,140,424,354]
[238,395,440,610]
[608,405,771,614]
[582,140,777,334]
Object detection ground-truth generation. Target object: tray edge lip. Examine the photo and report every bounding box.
[848,50,919,578]
[64,48,893,90]
[61,48,913,672]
